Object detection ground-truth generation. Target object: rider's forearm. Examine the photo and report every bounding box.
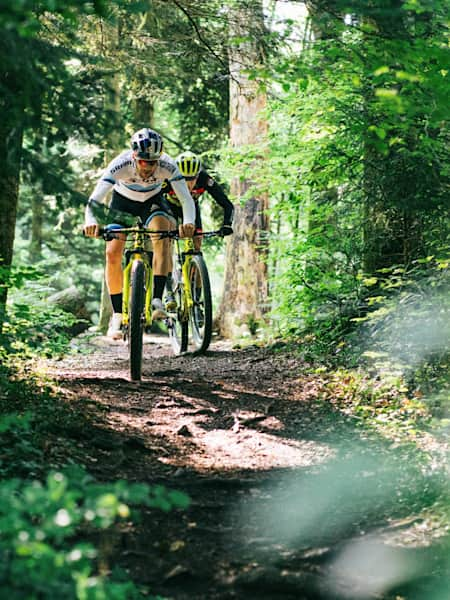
[84,178,114,226]
[223,204,234,226]
[207,182,234,225]
[84,201,98,226]
[171,178,196,224]
[90,178,114,204]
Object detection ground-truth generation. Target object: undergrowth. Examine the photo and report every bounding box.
[0,269,189,600]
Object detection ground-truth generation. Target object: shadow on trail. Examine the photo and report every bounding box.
[49,344,450,600]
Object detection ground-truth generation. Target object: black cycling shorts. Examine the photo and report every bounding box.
[108,190,176,226]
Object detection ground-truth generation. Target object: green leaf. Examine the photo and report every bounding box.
[363,277,379,286]
[373,66,390,76]
[375,88,399,98]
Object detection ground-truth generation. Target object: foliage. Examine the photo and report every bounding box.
[14,206,105,325]
[324,368,432,443]
[0,1,110,36]
[0,265,80,358]
[251,1,449,359]
[0,353,190,599]
[0,412,44,480]
[134,0,230,153]
[0,463,187,598]
[353,255,450,403]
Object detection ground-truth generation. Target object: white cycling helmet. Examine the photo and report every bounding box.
[130,128,163,160]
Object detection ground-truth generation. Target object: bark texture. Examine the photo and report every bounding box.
[217,1,269,339]
[0,34,24,323]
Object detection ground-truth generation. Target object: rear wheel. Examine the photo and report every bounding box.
[189,255,212,353]
[167,280,188,355]
[129,259,145,381]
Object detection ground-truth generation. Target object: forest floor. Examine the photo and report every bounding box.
[43,331,450,600]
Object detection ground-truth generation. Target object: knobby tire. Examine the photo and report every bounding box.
[129,259,145,381]
[189,255,212,354]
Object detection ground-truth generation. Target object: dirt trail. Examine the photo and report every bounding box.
[45,333,440,599]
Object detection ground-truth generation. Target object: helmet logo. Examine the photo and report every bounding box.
[130,128,163,160]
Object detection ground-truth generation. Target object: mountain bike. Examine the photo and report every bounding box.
[99,224,221,378]
[167,231,220,355]
[101,220,174,381]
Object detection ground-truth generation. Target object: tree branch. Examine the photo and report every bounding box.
[171,0,230,75]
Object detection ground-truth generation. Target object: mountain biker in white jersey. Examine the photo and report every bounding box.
[83,128,196,339]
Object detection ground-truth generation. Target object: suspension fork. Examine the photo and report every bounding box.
[122,249,149,326]
[143,253,153,326]
[122,258,132,327]
[181,238,201,312]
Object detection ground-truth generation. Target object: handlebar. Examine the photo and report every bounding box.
[97,226,223,242]
[98,226,176,241]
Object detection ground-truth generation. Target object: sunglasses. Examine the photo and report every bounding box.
[137,159,158,167]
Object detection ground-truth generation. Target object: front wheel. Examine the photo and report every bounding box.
[189,255,212,353]
[129,259,145,381]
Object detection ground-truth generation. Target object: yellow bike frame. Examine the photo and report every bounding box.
[178,237,197,320]
[122,229,153,329]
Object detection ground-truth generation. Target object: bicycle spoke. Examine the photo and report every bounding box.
[167,284,188,355]
[189,256,212,353]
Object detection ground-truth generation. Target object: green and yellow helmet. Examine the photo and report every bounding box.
[176,151,201,179]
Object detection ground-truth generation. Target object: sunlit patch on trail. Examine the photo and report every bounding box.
[197,430,333,470]
[157,427,333,471]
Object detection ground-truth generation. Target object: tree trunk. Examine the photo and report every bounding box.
[305,1,342,39]
[0,50,24,326]
[133,71,155,127]
[30,190,43,260]
[361,1,416,272]
[216,1,269,339]
[0,132,22,271]
[98,15,123,330]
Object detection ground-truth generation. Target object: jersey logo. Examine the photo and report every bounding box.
[111,160,132,174]
[159,159,176,173]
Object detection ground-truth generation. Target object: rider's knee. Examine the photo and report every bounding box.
[149,217,171,251]
[106,246,122,265]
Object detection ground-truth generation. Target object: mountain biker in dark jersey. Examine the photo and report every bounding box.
[162,151,234,309]
[164,151,234,250]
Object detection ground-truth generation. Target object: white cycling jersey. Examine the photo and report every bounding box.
[85,150,195,225]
